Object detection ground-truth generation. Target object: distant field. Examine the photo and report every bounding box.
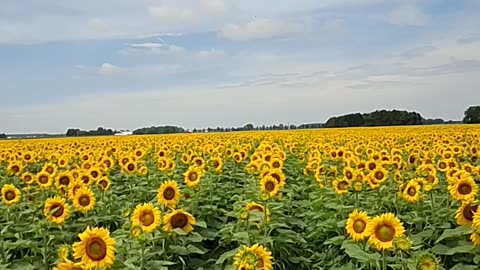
[1,125,480,269]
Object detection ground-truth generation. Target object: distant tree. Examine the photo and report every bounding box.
[463,106,480,124]
[0,133,6,139]
[243,123,254,131]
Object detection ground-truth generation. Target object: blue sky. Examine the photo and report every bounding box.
[1,0,480,133]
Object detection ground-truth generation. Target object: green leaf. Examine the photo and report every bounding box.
[216,248,238,265]
[9,262,35,270]
[431,244,476,255]
[324,235,346,245]
[170,245,190,255]
[450,263,478,270]
[173,228,188,235]
[196,221,207,228]
[435,226,473,244]
[343,243,381,264]
[187,244,206,254]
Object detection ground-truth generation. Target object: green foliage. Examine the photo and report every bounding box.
[325,110,424,128]
[463,106,480,124]
[132,126,185,135]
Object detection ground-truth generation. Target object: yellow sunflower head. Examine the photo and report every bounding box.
[233,244,273,270]
[246,202,271,223]
[21,172,35,185]
[163,209,196,234]
[448,175,478,202]
[132,203,161,233]
[394,237,412,251]
[415,253,439,270]
[36,171,53,189]
[73,187,96,214]
[401,179,421,203]
[157,180,181,209]
[367,213,405,251]
[53,261,85,270]
[455,201,478,226]
[184,166,203,188]
[96,177,111,192]
[345,209,371,242]
[44,196,70,225]
[1,184,21,206]
[260,175,280,197]
[471,232,480,247]
[333,178,350,195]
[72,226,116,270]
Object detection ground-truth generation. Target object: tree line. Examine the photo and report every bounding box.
[2,106,480,138]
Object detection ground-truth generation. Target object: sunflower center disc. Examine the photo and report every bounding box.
[99,180,107,189]
[39,176,48,184]
[91,171,98,178]
[353,219,366,233]
[163,187,175,200]
[25,176,32,182]
[375,172,384,181]
[265,181,275,191]
[459,183,472,195]
[5,191,15,201]
[140,211,155,226]
[189,172,198,181]
[375,224,395,242]
[80,196,90,207]
[87,238,107,261]
[171,213,188,228]
[51,204,64,217]
[127,164,135,171]
[60,176,70,186]
[464,205,478,221]
[407,187,417,197]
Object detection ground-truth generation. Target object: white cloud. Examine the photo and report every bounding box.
[98,63,120,76]
[195,49,226,61]
[88,18,109,33]
[387,6,426,26]
[200,0,228,15]
[148,5,197,24]
[218,18,308,41]
[119,43,185,55]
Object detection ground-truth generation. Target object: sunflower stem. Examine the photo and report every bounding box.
[430,191,435,220]
[42,226,48,269]
[355,192,359,208]
[263,200,268,242]
[0,235,6,264]
[382,249,387,270]
[140,241,146,270]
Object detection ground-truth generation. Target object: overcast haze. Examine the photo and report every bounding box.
[1,0,480,133]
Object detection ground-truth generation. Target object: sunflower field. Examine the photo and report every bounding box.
[1,125,480,270]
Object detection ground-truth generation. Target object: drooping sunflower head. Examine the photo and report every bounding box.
[1,184,21,206]
[233,244,273,270]
[73,187,96,214]
[44,196,70,225]
[58,244,71,262]
[345,209,371,241]
[246,202,271,223]
[470,232,480,247]
[163,209,196,234]
[415,253,439,270]
[96,177,111,192]
[351,179,363,192]
[394,237,412,251]
[132,203,161,233]
[455,201,478,226]
[367,213,405,251]
[157,180,181,208]
[72,226,116,270]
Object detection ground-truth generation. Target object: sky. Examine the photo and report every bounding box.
[1,0,480,133]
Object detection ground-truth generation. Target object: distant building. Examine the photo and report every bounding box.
[115,131,133,136]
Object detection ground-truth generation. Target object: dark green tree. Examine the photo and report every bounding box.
[463,106,480,124]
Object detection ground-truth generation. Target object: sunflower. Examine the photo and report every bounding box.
[1,184,21,206]
[56,172,73,189]
[333,178,350,195]
[157,180,181,208]
[366,159,377,172]
[58,244,71,262]
[132,203,161,233]
[345,209,371,241]
[53,261,85,270]
[448,175,478,202]
[401,179,421,203]
[192,157,206,169]
[351,179,364,192]
[415,253,439,270]
[184,166,203,188]
[72,226,116,270]
[437,159,448,172]
[88,167,102,181]
[208,157,223,173]
[368,167,388,189]
[246,202,271,223]
[123,161,137,175]
[163,209,196,234]
[44,196,70,225]
[96,177,111,192]
[7,162,23,176]
[395,237,412,251]
[73,187,96,213]
[138,166,148,177]
[43,163,58,176]
[267,169,286,188]
[260,175,280,197]
[367,213,405,251]
[21,172,35,185]
[233,244,273,270]
[455,201,478,226]
[36,171,53,189]
[78,173,93,186]
[270,157,283,169]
